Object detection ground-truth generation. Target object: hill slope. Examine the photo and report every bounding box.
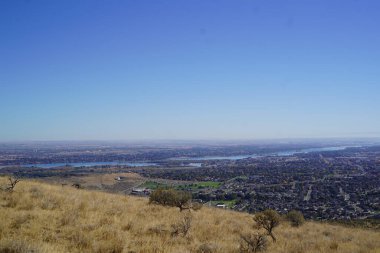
[0,178,379,253]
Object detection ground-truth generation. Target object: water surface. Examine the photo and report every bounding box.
[174,146,356,161]
[22,161,156,168]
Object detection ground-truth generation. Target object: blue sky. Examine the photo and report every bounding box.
[1,0,379,141]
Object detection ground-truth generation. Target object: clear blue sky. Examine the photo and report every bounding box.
[1,0,379,141]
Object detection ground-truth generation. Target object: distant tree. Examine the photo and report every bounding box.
[253,209,280,242]
[286,210,305,227]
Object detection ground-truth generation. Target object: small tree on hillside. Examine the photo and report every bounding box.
[253,209,280,242]
[3,175,20,192]
[149,188,172,205]
[173,190,192,211]
[239,232,267,253]
[150,189,192,211]
[286,210,305,227]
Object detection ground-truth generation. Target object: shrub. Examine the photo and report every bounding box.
[149,188,173,205]
[253,209,280,242]
[197,243,219,253]
[1,192,18,208]
[0,239,39,253]
[2,176,20,192]
[147,224,167,236]
[9,214,31,229]
[329,241,339,250]
[286,210,305,227]
[171,215,192,237]
[29,186,43,199]
[192,202,203,211]
[149,189,192,211]
[239,233,267,253]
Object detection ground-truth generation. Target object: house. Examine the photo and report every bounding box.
[131,188,150,196]
[216,203,227,208]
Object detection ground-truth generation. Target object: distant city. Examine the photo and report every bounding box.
[1,139,379,221]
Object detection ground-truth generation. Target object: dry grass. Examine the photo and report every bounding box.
[0,177,379,253]
[78,173,143,186]
[40,172,144,188]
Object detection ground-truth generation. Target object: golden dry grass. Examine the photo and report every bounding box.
[0,177,379,253]
[74,172,143,187]
[40,172,144,187]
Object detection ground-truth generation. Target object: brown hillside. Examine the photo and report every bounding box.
[0,177,379,253]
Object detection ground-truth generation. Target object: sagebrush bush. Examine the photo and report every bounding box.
[171,214,192,237]
[192,202,203,211]
[197,243,219,253]
[286,210,305,227]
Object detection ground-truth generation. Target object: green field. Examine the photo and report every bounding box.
[176,181,222,190]
[140,180,222,191]
[139,181,169,190]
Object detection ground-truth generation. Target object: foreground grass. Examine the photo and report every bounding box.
[0,178,379,253]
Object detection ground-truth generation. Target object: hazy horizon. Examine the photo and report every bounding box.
[1,137,380,146]
[1,1,379,141]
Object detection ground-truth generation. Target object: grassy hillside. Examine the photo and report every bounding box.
[0,177,379,253]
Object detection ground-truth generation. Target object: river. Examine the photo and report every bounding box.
[21,161,157,168]
[174,146,357,161]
